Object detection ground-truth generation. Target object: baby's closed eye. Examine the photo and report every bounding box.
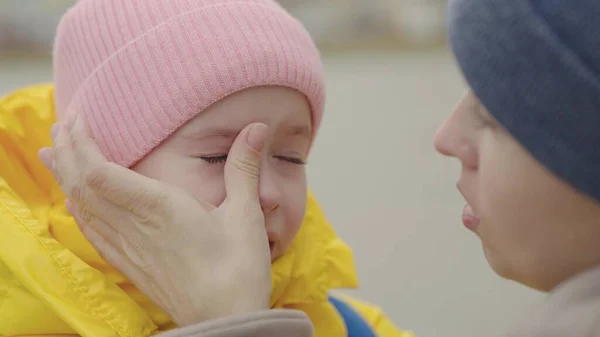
[199,154,305,165]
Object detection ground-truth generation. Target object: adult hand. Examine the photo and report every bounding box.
[38,116,272,326]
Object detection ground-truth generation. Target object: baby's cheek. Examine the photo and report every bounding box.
[174,167,226,207]
[192,178,226,207]
[282,198,307,245]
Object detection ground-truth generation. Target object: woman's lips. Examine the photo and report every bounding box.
[462,203,481,230]
[457,184,480,230]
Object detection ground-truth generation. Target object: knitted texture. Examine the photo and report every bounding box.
[448,0,600,202]
[53,0,325,167]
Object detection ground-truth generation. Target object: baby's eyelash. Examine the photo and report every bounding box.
[200,155,305,165]
[274,156,306,165]
[200,155,228,164]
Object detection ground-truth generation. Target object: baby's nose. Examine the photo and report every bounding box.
[258,166,281,214]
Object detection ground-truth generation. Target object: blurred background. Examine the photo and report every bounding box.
[0,1,542,337]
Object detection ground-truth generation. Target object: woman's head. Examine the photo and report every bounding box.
[52,0,325,260]
[436,92,600,291]
[436,0,600,291]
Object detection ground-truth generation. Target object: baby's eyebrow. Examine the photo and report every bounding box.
[282,125,311,138]
[181,124,311,142]
[181,128,239,141]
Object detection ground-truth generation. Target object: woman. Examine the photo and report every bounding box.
[42,0,600,336]
[435,0,600,335]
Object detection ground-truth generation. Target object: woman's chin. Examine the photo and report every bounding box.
[481,244,513,280]
[482,244,559,291]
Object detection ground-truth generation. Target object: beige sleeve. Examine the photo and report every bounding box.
[505,266,600,337]
[156,310,314,337]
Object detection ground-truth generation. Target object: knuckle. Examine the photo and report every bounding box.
[52,143,66,161]
[231,155,260,178]
[73,196,92,223]
[122,233,152,270]
[129,189,151,212]
[70,133,83,152]
[52,156,67,185]
[80,208,94,225]
[86,164,108,191]
[150,190,171,212]
[69,184,83,202]
[134,207,155,227]
[131,189,171,226]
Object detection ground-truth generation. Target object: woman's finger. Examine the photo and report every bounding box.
[221,124,267,239]
[69,116,109,196]
[78,219,151,294]
[52,123,79,194]
[70,186,160,255]
[85,161,171,221]
[70,114,109,165]
[223,123,267,206]
[67,199,125,254]
[76,214,120,264]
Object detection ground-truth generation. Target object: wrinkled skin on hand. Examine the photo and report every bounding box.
[39,117,272,326]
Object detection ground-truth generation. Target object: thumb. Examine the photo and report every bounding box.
[224,123,268,205]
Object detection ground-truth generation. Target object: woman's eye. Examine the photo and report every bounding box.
[200,155,228,164]
[275,156,305,165]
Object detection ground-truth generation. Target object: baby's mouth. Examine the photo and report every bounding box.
[267,230,279,257]
[269,241,275,255]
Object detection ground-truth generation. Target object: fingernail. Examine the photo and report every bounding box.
[51,123,59,141]
[38,147,52,169]
[65,199,74,215]
[247,123,268,152]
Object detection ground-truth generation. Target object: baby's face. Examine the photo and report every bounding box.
[132,86,312,261]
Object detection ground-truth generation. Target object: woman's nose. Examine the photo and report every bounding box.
[434,118,456,157]
[435,93,477,157]
[258,165,281,214]
[434,105,479,170]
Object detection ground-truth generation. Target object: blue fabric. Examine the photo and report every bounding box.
[448,0,600,203]
[329,296,376,337]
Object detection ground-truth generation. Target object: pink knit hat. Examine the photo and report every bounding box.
[53,0,325,167]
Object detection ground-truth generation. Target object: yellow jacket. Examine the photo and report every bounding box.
[0,84,413,337]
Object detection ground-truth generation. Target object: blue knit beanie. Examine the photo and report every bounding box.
[448,0,600,202]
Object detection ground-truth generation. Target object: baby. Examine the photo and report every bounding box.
[0,0,411,336]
